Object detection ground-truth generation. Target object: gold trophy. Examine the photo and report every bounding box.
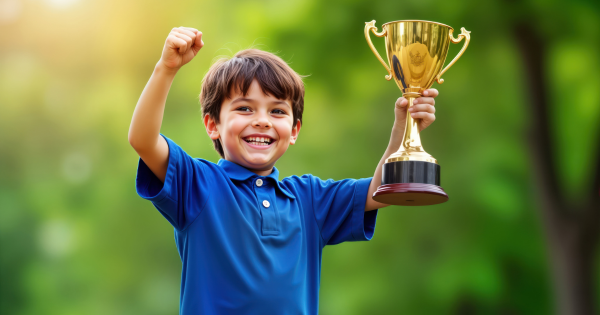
[365,20,470,206]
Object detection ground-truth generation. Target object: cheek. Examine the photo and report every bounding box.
[274,121,294,139]
[223,118,244,137]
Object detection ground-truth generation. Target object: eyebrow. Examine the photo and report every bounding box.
[231,98,291,108]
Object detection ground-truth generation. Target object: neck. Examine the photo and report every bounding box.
[224,158,275,177]
[249,167,274,177]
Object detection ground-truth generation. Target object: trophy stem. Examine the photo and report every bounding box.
[386,93,437,164]
[402,95,423,151]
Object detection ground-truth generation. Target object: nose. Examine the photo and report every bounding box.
[252,112,272,129]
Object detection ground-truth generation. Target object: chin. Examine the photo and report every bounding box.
[244,152,282,167]
[244,158,273,169]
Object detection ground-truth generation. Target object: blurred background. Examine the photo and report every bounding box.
[1,0,599,314]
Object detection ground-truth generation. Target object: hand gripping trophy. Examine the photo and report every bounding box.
[365,20,471,206]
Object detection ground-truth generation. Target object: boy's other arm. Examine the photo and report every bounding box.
[365,89,438,211]
[128,27,204,183]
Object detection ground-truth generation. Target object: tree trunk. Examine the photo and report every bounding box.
[543,209,599,315]
[513,20,600,315]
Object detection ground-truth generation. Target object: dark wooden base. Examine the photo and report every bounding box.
[372,183,449,206]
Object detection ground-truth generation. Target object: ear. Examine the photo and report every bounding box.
[289,119,301,145]
[203,114,220,140]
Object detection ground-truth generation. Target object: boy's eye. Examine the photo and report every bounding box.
[236,106,251,112]
[271,109,287,115]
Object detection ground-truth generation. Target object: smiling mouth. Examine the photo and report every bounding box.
[243,136,274,146]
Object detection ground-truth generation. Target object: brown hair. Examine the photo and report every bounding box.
[200,49,305,158]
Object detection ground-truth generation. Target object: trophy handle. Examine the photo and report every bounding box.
[365,20,392,81]
[436,27,471,84]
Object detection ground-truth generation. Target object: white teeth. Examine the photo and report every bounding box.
[244,136,273,144]
[248,141,267,146]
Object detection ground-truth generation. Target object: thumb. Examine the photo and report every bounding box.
[192,32,204,55]
[395,97,408,109]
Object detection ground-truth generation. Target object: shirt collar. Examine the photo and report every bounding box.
[217,159,296,199]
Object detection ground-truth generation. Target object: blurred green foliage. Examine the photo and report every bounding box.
[1,0,599,314]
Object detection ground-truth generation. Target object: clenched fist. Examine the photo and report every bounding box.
[395,89,438,132]
[158,27,204,71]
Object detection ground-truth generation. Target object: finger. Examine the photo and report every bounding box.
[172,32,193,53]
[179,26,199,34]
[422,88,439,97]
[413,97,436,106]
[395,97,408,108]
[410,111,435,122]
[408,104,436,114]
[173,27,197,40]
[192,31,204,54]
[172,30,194,46]
[173,28,196,53]
[167,35,188,54]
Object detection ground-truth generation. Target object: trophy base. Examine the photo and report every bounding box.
[373,161,449,206]
[373,183,448,206]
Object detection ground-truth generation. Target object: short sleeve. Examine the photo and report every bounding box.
[135,134,209,230]
[310,176,378,245]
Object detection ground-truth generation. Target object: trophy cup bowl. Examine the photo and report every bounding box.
[365,20,470,206]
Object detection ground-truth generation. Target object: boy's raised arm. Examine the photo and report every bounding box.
[128,27,204,182]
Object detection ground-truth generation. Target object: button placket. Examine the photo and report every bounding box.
[254,178,279,236]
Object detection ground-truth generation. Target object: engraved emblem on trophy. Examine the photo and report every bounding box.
[364,20,471,206]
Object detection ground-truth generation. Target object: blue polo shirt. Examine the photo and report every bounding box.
[136,135,378,315]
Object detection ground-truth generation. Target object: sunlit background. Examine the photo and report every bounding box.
[1,0,599,314]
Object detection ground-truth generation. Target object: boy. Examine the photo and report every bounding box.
[129,27,438,314]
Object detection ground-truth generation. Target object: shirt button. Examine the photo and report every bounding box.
[256,179,263,187]
[262,200,270,208]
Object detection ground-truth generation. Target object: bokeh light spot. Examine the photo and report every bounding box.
[39,219,74,258]
[0,0,22,24]
[62,152,92,184]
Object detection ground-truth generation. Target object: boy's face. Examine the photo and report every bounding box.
[204,80,301,175]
